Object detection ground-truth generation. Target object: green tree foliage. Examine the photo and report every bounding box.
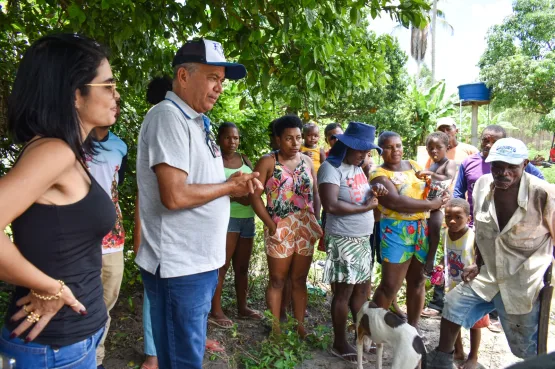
[479,0,555,131]
[0,0,430,289]
[326,35,409,122]
[0,0,430,162]
[1,0,430,119]
[394,79,456,157]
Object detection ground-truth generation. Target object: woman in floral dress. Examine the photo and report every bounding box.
[370,131,448,329]
[251,115,322,338]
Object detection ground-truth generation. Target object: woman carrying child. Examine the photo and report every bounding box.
[415,131,457,275]
[370,131,448,328]
[301,122,325,173]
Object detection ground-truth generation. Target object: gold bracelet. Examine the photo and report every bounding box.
[31,280,65,301]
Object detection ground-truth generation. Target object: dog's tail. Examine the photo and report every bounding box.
[412,335,427,369]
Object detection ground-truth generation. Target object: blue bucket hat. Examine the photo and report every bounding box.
[327,122,382,167]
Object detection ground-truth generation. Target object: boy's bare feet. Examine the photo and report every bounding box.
[459,356,479,369]
[454,351,466,361]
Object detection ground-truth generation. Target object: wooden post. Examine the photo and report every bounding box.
[537,263,553,355]
[471,104,479,147]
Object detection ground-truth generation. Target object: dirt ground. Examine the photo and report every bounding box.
[103,286,555,369]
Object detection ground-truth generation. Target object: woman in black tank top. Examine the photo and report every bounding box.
[0,34,118,369]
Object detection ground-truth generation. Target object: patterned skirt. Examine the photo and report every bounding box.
[322,234,372,285]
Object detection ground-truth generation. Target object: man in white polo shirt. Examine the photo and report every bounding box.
[136,39,262,369]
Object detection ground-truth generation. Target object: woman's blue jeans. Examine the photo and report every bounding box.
[0,326,104,369]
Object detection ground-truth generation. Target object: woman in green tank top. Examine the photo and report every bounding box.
[209,122,263,328]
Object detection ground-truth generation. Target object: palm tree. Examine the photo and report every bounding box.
[411,25,428,77]
[395,2,453,83]
[431,0,438,83]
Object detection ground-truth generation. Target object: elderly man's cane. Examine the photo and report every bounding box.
[537,262,553,355]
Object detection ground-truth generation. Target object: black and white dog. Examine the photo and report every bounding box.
[356,301,427,369]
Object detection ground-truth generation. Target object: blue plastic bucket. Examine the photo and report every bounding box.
[458,82,491,101]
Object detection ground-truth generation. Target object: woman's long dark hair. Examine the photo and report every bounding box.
[8,33,109,161]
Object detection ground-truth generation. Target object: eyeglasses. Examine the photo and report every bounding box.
[84,82,117,97]
[205,130,221,158]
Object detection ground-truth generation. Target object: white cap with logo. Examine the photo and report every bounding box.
[436,117,457,129]
[485,137,529,165]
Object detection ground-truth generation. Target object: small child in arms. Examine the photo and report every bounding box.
[416,131,456,275]
[443,198,489,369]
[301,123,325,173]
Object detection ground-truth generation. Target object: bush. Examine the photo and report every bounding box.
[539,165,555,184]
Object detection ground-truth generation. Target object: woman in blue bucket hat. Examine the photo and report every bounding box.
[318,122,388,363]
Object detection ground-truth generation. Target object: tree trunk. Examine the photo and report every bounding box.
[431,0,437,83]
[416,61,422,80]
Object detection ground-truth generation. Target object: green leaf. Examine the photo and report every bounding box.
[239,97,248,110]
[261,71,270,89]
[317,73,325,93]
[351,7,360,24]
[68,4,86,24]
[306,70,316,88]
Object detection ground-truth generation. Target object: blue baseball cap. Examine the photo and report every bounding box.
[173,38,247,80]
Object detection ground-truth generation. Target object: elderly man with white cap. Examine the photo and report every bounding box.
[427,138,555,369]
[135,38,262,369]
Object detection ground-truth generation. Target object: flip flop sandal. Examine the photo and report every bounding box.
[330,348,367,365]
[351,341,376,354]
[421,307,441,318]
[208,316,235,329]
[237,309,264,321]
[205,339,225,353]
[487,320,503,333]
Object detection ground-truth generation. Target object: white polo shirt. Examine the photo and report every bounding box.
[135,91,229,278]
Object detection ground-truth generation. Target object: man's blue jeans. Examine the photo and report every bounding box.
[141,268,218,369]
[142,287,156,357]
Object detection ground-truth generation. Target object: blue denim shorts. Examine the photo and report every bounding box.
[227,217,255,238]
[0,326,104,369]
[443,282,539,359]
